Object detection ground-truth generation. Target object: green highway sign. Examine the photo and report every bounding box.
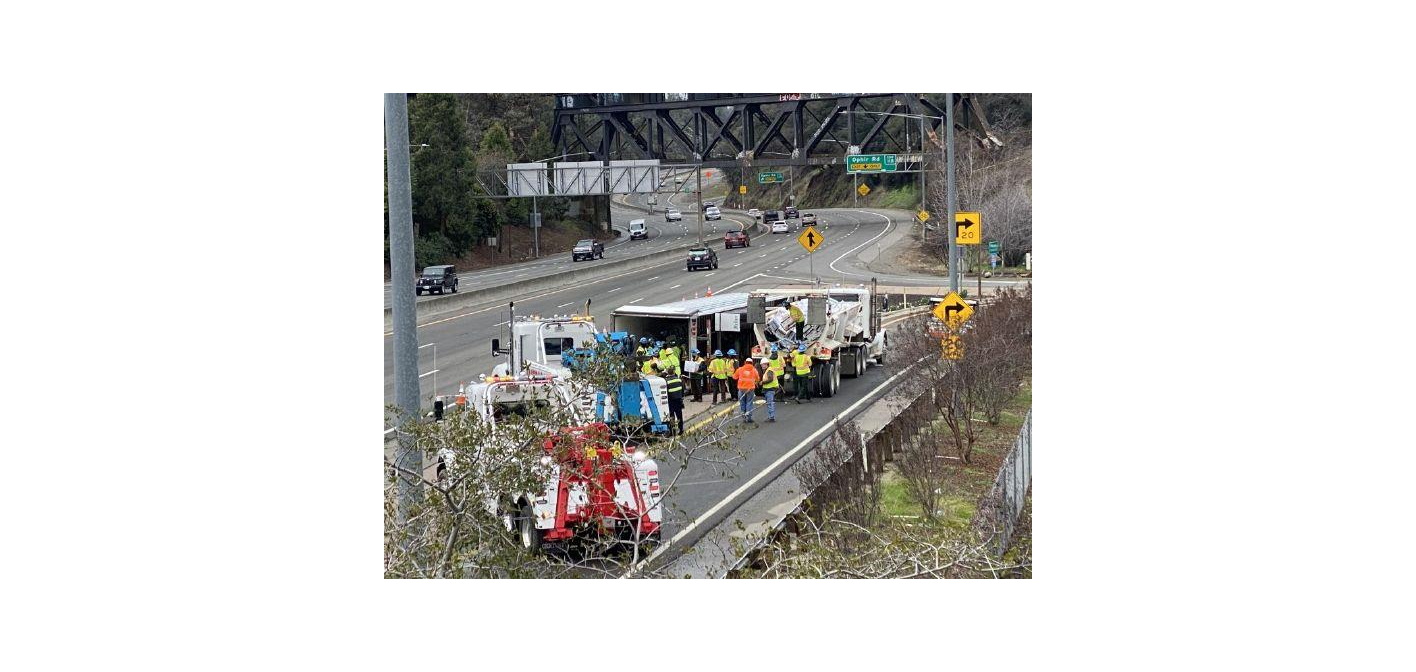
[846,154,898,173]
[758,172,785,184]
[988,240,1000,254]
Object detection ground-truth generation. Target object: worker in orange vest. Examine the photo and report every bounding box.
[733,356,761,424]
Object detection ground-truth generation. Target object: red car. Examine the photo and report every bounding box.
[724,229,750,248]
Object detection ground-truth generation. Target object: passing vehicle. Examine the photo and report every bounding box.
[802,212,817,226]
[571,239,604,261]
[747,208,762,219]
[784,206,799,219]
[763,209,781,223]
[665,208,682,222]
[629,219,648,240]
[705,206,722,221]
[686,246,719,271]
[724,229,750,248]
[702,201,716,211]
[770,220,790,234]
[416,265,458,295]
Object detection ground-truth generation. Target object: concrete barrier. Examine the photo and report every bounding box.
[385,244,697,330]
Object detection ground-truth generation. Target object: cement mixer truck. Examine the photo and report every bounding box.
[745,280,887,398]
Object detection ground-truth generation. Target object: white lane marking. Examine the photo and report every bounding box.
[557,301,575,308]
[627,354,929,575]
[627,297,644,303]
[607,287,623,292]
[828,210,895,277]
[669,284,682,289]
[732,263,741,267]
[758,253,766,257]
[493,320,508,326]
[647,276,659,281]
[418,369,439,378]
[703,272,716,277]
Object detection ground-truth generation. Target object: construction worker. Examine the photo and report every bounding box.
[686,348,706,402]
[659,343,681,375]
[710,349,731,403]
[792,344,813,403]
[642,349,660,376]
[789,303,805,341]
[766,345,787,387]
[733,355,761,424]
[636,336,650,358]
[661,364,685,435]
[759,353,780,422]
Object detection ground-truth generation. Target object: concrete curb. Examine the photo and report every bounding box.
[385,244,696,330]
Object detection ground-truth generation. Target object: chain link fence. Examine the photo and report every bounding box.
[975,408,1032,557]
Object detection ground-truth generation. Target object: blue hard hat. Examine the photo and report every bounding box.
[640,336,649,343]
[656,341,664,347]
[691,348,700,354]
[727,349,737,356]
[713,349,723,357]
[797,344,807,352]
[770,345,778,353]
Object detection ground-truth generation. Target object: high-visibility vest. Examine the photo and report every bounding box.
[792,352,812,375]
[734,364,760,390]
[642,358,659,375]
[660,351,681,375]
[761,364,780,389]
[789,305,804,324]
[768,356,786,380]
[689,356,705,377]
[665,374,684,397]
[711,358,730,379]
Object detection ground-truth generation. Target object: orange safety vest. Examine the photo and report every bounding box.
[734,363,761,390]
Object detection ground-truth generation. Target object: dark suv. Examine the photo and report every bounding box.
[686,246,718,271]
[784,206,799,219]
[572,239,604,262]
[763,209,781,223]
[416,265,458,295]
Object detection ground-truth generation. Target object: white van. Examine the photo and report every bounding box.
[629,219,648,240]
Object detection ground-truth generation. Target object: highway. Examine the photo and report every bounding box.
[383,203,1027,567]
[382,170,741,309]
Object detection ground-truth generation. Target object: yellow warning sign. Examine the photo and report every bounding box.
[917,210,930,222]
[738,185,747,195]
[955,211,982,245]
[942,335,964,360]
[798,225,823,253]
[931,291,974,330]
[857,183,870,197]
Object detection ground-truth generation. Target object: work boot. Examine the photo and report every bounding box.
[768,417,776,422]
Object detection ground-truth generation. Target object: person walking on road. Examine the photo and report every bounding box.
[662,365,685,435]
[792,344,813,403]
[733,357,761,424]
[685,348,706,402]
[759,355,780,422]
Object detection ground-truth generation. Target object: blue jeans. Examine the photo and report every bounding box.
[763,389,776,420]
[738,389,755,420]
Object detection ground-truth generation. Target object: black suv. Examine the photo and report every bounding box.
[763,209,781,223]
[686,246,718,271]
[572,239,605,262]
[784,206,799,219]
[416,265,458,295]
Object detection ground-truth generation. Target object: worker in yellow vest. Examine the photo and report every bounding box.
[642,349,660,376]
[759,352,780,422]
[710,349,732,403]
[659,345,681,376]
[791,344,813,403]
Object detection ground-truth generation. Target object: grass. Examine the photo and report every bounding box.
[879,469,977,530]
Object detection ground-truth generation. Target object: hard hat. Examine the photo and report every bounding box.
[690,348,700,354]
[797,344,807,352]
[640,336,649,343]
[655,341,664,347]
[770,345,778,353]
[727,349,737,356]
[713,349,723,357]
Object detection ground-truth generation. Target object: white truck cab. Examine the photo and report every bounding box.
[491,314,601,379]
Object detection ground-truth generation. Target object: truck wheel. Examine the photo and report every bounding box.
[519,503,543,552]
[834,360,842,393]
[819,362,834,398]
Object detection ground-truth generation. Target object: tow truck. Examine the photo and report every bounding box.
[428,377,662,551]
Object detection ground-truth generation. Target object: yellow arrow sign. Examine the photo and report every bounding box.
[955,211,982,245]
[798,225,823,253]
[857,183,870,197]
[917,210,930,222]
[931,291,974,330]
[738,185,747,195]
[941,334,964,360]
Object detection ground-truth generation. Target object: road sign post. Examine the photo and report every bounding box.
[799,225,823,284]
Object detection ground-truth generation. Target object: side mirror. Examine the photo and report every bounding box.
[491,338,503,356]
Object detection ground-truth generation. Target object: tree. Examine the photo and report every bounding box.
[408,93,481,258]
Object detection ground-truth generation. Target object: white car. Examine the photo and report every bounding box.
[770,220,789,234]
[665,209,682,222]
[705,207,722,221]
[747,208,762,219]
[629,219,648,240]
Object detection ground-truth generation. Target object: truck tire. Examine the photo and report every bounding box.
[834,360,842,393]
[820,361,835,398]
[519,502,543,552]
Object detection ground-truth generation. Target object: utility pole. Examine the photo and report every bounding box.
[532,194,540,259]
[945,92,959,293]
[919,115,928,244]
[695,164,704,244]
[384,93,421,517]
